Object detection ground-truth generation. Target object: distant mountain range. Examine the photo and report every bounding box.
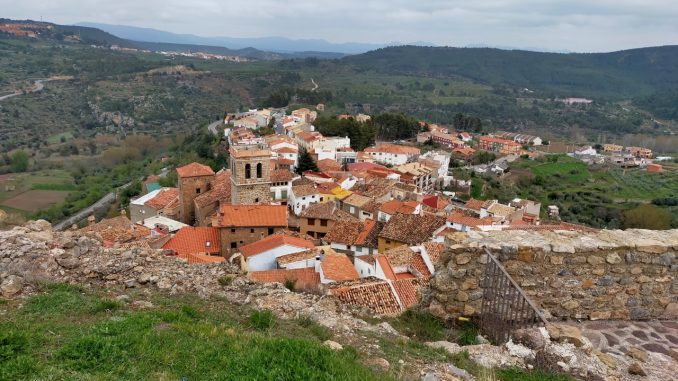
[76,22,428,55]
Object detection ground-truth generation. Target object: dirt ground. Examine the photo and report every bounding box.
[1,190,69,212]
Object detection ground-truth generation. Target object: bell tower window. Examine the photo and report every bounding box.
[245,163,251,179]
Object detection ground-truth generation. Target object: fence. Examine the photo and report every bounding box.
[479,248,547,343]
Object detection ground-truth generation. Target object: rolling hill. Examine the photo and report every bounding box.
[342,45,678,98]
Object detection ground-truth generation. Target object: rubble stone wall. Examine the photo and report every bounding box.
[429,229,678,321]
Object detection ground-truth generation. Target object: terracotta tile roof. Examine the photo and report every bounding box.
[355,255,376,265]
[300,202,357,222]
[382,245,415,268]
[292,184,318,198]
[274,147,298,154]
[379,200,420,215]
[270,169,295,183]
[176,162,215,178]
[162,227,220,257]
[329,278,402,316]
[185,253,225,264]
[447,211,494,227]
[194,170,231,208]
[342,193,372,207]
[317,159,342,172]
[273,157,295,166]
[422,242,444,264]
[276,249,318,266]
[145,188,180,210]
[239,234,315,258]
[379,213,446,245]
[364,144,420,155]
[80,216,150,244]
[249,268,320,288]
[376,255,397,281]
[411,254,431,277]
[360,200,382,214]
[292,177,315,187]
[487,203,516,217]
[465,198,485,211]
[323,220,364,245]
[351,178,396,199]
[393,278,428,310]
[347,162,387,172]
[396,272,416,280]
[217,205,287,227]
[321,251,359,281]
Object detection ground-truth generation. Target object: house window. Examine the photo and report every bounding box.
[230,242,237,248]
[231,228,236,233]
[281,190,287,199]
[255,198,259,203]
[268,228,274,235]
[245,164,251,179]
[320,219,327,226]
[196,188,201,194]
[271,192,276,199]
[308,218,315,226]
[349,206,355,213]
[386,240,391,244]
[256,163,262,178]
[302,197,306,200]
[250,228,255,233]
[347,245,351,250]
[320,197,324,202]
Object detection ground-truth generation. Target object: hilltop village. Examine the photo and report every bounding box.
[75,105,661,314]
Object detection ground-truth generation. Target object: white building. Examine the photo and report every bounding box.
[288,183,322,216]
[362,144,420,166]
[240,235,316,272]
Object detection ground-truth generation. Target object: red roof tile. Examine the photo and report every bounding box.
[239,234,315,258]
[392,278,428,310]
[146,188,180,210]
[376,255,397,281]
[329,279,402,316]
[185,253,225,264]
[447,211,493,227]
[162,227,220,257]
[176,162,215,178]
[218,205,288,227]
[321,251,359,281]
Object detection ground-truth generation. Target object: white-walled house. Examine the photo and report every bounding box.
[288,183,322,216]
[240,235,316,272]
[362,144,420,166]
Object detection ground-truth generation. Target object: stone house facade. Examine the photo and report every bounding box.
[177,163,216,225]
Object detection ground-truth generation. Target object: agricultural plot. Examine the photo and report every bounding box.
[0,170,75,215]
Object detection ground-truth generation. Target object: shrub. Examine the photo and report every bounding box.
[283,278,297,291]
[217,274,235,286]
[249,310,276,331]
[454,321,480,346]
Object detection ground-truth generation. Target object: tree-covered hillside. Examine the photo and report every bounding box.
[342,45,678,99]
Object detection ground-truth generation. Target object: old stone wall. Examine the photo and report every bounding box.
[179,175,214,224]
[429,229,678,322]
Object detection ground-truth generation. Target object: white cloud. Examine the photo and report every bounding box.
[1,0,676,51]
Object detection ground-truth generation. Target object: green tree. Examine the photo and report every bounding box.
[296,148,319,174]
[623,205,671,230]
[10,150,29,173]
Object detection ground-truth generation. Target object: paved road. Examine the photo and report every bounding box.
[53,180,137,231]
[0,79,45,101]
[207,120,223,136]
[310,78,318,91]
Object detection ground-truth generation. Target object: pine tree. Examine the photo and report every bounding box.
[296,148,319,174]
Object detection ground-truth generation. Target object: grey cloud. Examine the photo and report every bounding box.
[1,0,676,51]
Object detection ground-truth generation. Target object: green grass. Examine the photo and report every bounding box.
[388,308,448,341]
[46,131,74,144]
[0,284,390,380]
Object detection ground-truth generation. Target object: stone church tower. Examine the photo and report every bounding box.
[229,144,272,204]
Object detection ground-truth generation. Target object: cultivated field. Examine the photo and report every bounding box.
[0,170,75,215]
[1,190,69,212]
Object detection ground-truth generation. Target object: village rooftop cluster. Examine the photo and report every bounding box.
[79,106,625,314]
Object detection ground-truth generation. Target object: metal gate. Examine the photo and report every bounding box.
[480,249,547,344]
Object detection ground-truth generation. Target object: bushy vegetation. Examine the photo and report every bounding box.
[314,115,376,151]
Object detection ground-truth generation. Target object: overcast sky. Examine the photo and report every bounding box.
[2,0,677,52]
